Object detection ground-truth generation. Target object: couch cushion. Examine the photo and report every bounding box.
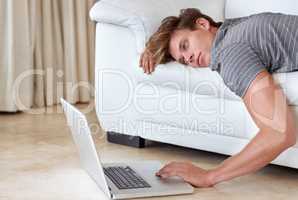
[137,62,298,106]
[136,62,241,101]
[225,0,298,18]
[90,0,225,53]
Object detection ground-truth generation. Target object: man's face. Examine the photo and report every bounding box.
[169,18,216,68]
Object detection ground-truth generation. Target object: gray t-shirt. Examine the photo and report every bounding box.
[209,12,298,97]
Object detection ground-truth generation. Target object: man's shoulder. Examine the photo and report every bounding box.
[215,13,276,50]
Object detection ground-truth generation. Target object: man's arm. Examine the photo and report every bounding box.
[208,70,297,184]
[156,70,297,187]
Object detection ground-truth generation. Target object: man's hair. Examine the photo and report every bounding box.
[145,8,222,65]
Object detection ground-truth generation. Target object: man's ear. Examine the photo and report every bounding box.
[195,18,211,30]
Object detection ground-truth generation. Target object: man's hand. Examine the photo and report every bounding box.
[139,50,156,74]
[156,161,214,188]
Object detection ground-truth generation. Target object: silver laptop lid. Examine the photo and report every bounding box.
[61,98,111,198]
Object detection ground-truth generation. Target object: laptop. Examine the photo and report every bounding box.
[60,98,194,199]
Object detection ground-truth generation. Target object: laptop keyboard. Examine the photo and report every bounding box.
[103,166,151,190]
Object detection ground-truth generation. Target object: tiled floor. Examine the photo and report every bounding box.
[1,104,298,200]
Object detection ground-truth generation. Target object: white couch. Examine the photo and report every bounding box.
[90,0,298,168]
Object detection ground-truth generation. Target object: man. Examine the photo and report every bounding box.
[139,8,298,187]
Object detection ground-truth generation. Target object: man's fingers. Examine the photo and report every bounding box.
[139,50,156,74]
[143,59,146,73]
[157,162,179,175]
[158,168,176,178]
[149,59,155,74]
[157,163,172,174]
[145,58,150,74]
[160,172,174,179]
[148,59,152,74]
[143,57,148,73]
[141,55,145,69]
[158,168,185,179]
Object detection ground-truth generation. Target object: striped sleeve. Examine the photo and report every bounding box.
[219,43,267,98]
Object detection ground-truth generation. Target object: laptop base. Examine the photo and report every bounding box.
[107,131,146,148]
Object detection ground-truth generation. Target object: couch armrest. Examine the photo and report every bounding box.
[90,0,225,53]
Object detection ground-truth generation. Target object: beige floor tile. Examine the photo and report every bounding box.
[1,104,298,200]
